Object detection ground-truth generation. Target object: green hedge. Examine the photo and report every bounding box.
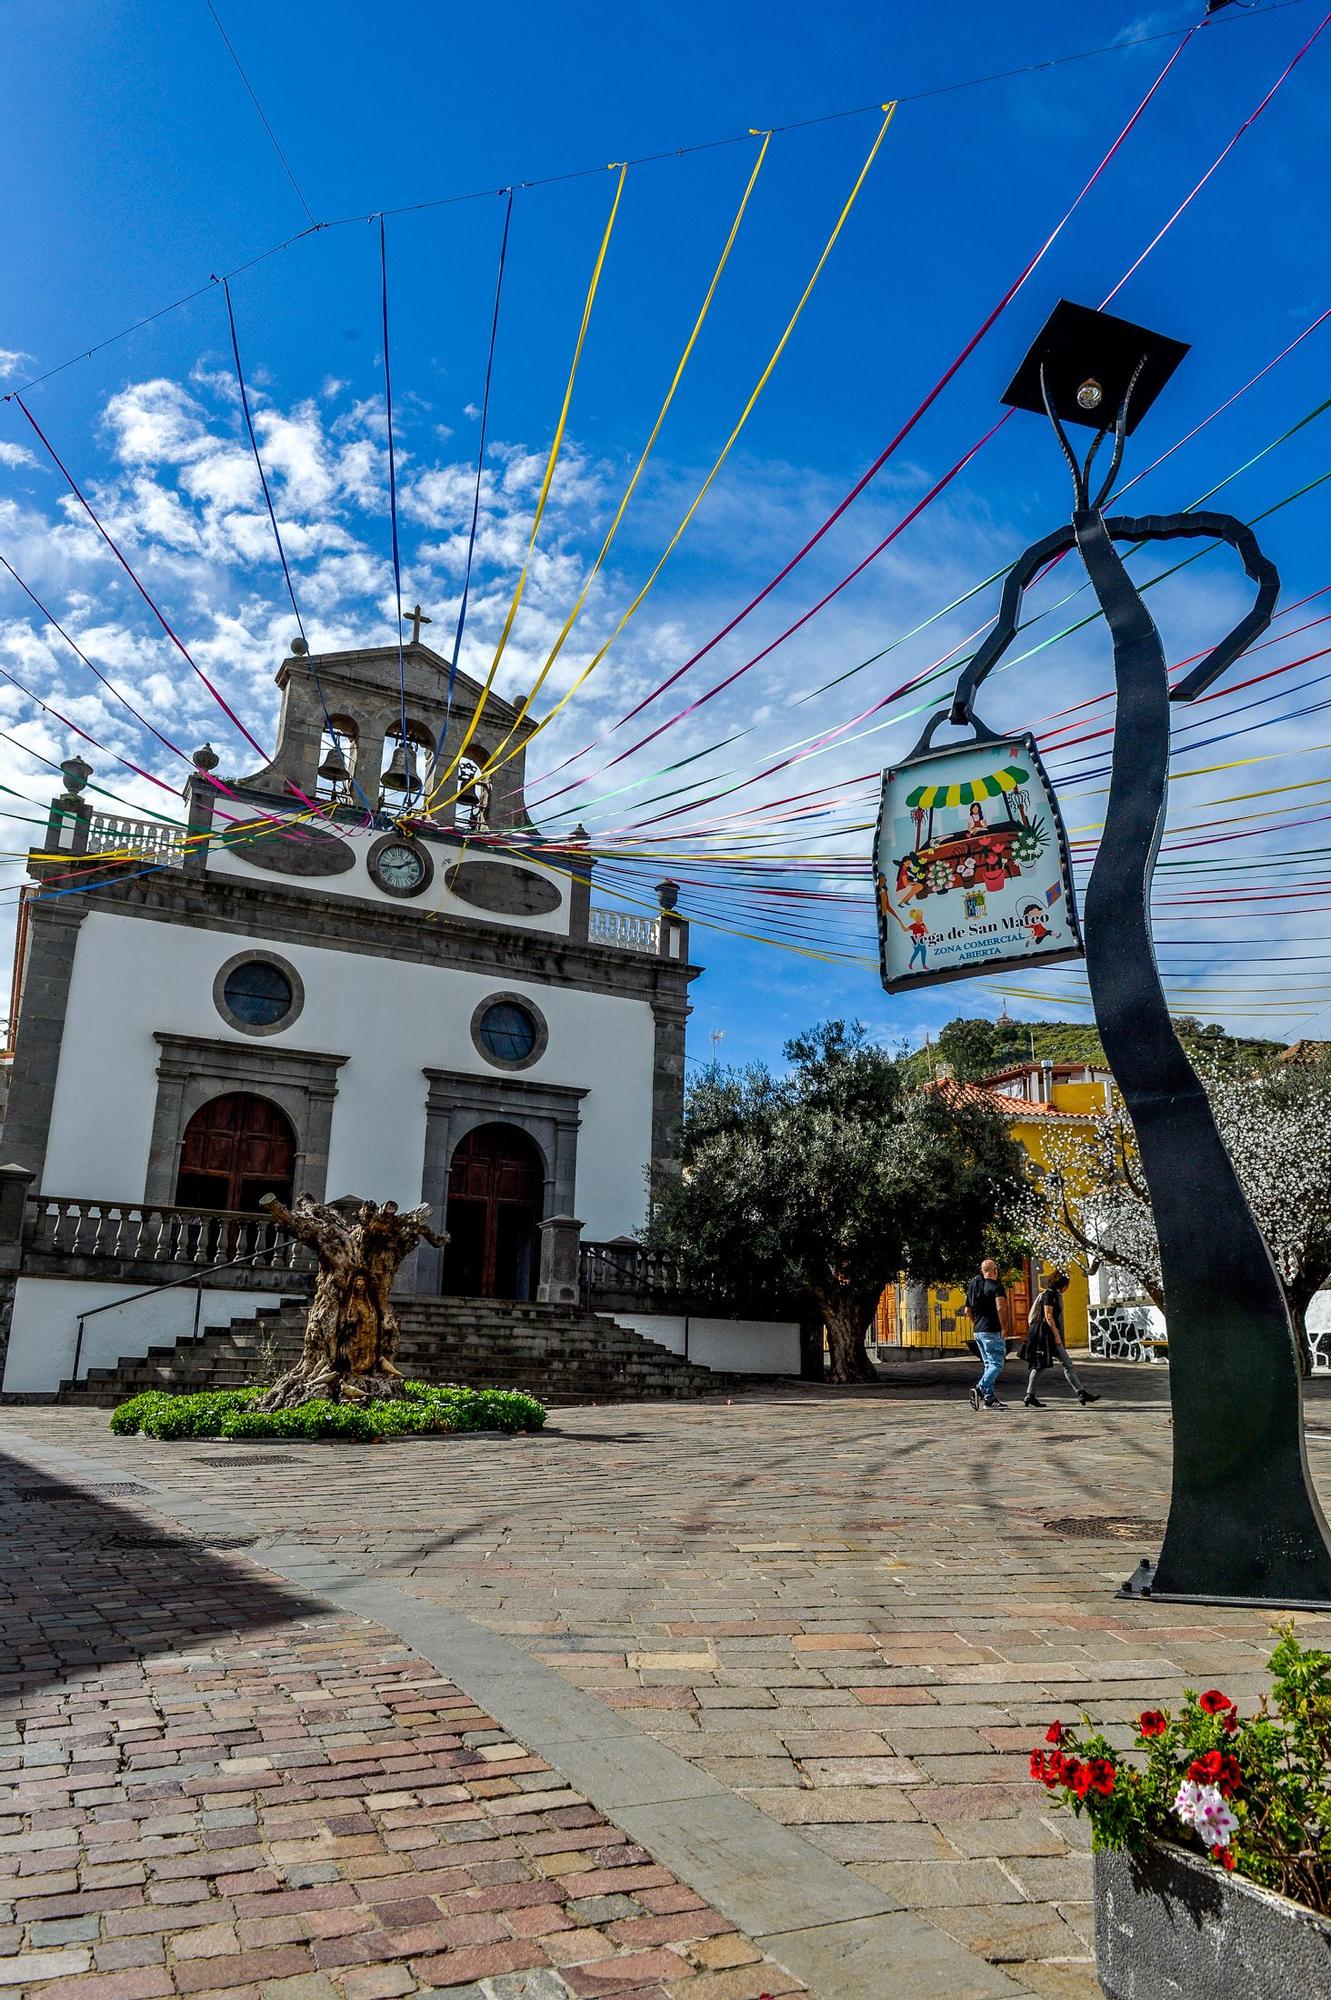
[109,1380,547,1442]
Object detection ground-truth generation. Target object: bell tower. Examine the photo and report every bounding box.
[242,630,539,829]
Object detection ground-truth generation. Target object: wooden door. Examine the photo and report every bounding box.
[443,1124,542,1299]
[174,1093,296,1213]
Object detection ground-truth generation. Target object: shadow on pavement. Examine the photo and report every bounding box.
[0,1449,325,1698]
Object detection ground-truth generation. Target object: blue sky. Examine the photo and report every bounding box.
[2,0,1330,1069]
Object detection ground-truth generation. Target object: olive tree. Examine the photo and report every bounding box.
[646,1020,1026,1382]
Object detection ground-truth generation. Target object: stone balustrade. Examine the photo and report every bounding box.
[579,1238,686,1310]
[85,813,187,864]
[23,1195,314,1281]
[588,907,660,954]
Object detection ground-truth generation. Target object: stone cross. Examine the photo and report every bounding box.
[405,604,432,647]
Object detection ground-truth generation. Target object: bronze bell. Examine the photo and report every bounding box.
[318,742,351,785]
[380,741,419,794]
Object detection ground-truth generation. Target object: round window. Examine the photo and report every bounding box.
[477,1001,538,1064]
[222,960,294,1028]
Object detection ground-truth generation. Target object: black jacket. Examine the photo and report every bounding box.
[1022,1291,1062,1369]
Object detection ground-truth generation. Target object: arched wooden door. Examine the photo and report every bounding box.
[444,1123,543,1300]
[174,1093,296,1213]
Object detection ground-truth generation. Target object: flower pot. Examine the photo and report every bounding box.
[1094,1838,1331,1999]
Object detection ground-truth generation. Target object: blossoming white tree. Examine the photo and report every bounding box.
[1021,1055,1331,1363]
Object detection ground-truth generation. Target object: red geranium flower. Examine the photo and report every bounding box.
[1087,1758,1115,1795]
[1070,1761,1094,1799]
[1189,1749,1243,1797]
[1137,1710,1168,1738]
[1045,1721,1065,1745]
[1221,1708,1239,1735]
[1217,1848,1236,1872]
[1199,1689,1236,1716]
[1030,1749,1069,1789]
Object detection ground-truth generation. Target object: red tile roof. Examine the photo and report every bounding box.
[927,1077,1092,1121]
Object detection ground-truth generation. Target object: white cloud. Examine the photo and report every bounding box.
[0,348,34,382]
[0,442,38,469]
[102,379,214,467]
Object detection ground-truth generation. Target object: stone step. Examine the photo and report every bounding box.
[59,1291,725,1407]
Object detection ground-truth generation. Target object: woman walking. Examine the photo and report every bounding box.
[1023,1273,1100,1409]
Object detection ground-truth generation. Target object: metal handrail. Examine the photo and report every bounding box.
[70,1244,300,1386]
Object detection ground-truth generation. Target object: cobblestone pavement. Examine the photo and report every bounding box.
[5,1361,1331,2000]
[0,1455,808,2000]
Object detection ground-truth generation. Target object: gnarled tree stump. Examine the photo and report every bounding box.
[254,1194,447,1410]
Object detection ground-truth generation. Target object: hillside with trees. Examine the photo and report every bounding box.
[903,1014,1283,1084]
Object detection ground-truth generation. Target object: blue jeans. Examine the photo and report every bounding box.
[975,1331,1006,1402]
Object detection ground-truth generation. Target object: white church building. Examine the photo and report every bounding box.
[0,631,784,1396]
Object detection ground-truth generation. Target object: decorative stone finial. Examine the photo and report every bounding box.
[570,823,589,843]
[656,879,680,911]
[291,635,309,656]
[59,755,92,795]
[191,744,221,772]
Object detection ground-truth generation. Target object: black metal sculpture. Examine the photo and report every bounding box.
[953,302,1331,1605]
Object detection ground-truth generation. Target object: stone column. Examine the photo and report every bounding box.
[45,756,92,856]
[0,1164,35,1275]
[566,825,594,942]
[650,1000,688,1181]
[184,745,220,876]
[655,879,689,962]
[537,1214,583,1306]
[3,903,88,1193]
[0,1162,30,1391]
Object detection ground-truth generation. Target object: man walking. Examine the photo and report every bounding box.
[965,1257,1010,1411]
[1023,1272,1101,1408]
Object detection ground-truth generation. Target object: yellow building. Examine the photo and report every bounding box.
[874,1059,1109,1355]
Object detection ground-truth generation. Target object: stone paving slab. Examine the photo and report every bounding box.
[0,1425,1027,2000]
[7,1361,1331,1996]
[0,1449,816,2000]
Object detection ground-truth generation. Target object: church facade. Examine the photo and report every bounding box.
[0,633,698,1394]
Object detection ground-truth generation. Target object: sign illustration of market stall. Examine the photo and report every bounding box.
[875,719,1081,991]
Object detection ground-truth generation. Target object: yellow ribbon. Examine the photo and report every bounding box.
[429,164,629,800]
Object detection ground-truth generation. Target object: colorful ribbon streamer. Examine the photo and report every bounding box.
[12,395,271,764]
[450,130,775,803]
[431,188,514,773]
[430,163,630,798]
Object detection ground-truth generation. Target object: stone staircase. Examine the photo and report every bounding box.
[57,1294,727,1406]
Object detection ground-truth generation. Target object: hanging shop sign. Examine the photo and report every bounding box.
[874,713,1083,992]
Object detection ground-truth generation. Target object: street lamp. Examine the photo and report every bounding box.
[951,299,1331,1608]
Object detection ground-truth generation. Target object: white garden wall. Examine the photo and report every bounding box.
[607,1314,799,1376]
[2,1277,292,1396]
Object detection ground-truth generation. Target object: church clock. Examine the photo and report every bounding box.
[367,833,433,898]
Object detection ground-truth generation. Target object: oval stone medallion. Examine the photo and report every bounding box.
[226,821,356,877]
[445,859,562,916]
